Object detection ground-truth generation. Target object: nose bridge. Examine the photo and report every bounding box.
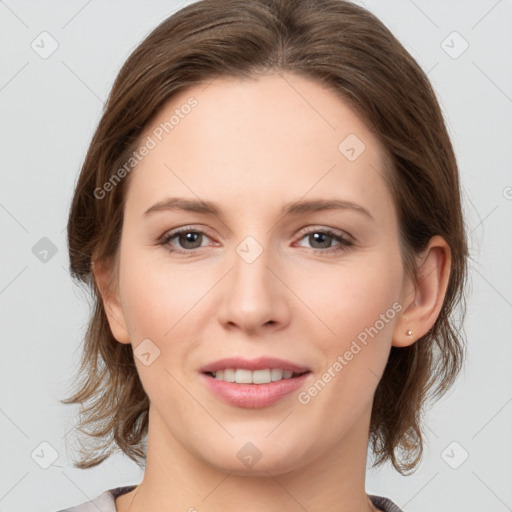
[232,233,275,304]
[218,232,288,332]
[238,233,272,274]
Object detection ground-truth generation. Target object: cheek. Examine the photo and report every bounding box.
[118,249,203,340]
[297,257,402,421]
[301,253,403,346]
[117,257,198,394]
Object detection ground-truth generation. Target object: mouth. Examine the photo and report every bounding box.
[199,356,312,407]
[201,371,312,408]
[203,368,311,384]
[200,356,311,376]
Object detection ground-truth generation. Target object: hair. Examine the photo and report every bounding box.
[63,0,468,475]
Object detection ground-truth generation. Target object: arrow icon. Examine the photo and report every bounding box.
[237,441,263,467]
[339,134,365,161]
[32,237,58,262]
[31,441,59,468]
[236,236,263,263]
[441,441,469,469]
[135,339,161,366]
[440,31,468,59]
[31,31,59,60]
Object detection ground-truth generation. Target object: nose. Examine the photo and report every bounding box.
[217,240,291,335]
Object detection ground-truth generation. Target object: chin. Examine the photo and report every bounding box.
[199,438,309,476]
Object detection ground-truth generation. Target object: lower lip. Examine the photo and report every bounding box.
[200,372,311,408]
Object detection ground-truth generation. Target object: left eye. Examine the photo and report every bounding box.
[295,228,353,252]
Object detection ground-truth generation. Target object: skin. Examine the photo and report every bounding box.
[94,71,451,512]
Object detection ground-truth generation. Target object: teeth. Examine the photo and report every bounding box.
[212,368,297,384]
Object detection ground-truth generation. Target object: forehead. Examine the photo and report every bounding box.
[125,72,392,222]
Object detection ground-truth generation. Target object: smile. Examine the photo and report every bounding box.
[208,368,308,384]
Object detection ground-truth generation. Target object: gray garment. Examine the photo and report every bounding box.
[368,494,406,512]
[53,486,405,512]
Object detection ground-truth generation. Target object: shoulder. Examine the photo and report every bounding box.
[369,494,406,512]
[50,485,137,512]
[50,487,400,512]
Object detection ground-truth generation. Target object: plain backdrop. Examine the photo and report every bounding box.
[1,1,511,511]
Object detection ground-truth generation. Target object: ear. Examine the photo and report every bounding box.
[392,235,451,347]
[92,256,131,344]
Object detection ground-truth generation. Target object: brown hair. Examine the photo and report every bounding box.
[63,0,468,475]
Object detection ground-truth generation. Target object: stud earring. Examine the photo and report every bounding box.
[406,330,413,336]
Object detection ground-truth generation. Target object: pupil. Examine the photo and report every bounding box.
[177,232,332,250]
[311,233,331,249]
[180,232,201,249]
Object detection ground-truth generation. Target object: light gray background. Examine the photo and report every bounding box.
[1,1,511,511]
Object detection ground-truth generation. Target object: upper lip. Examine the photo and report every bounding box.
[200,357,310,374]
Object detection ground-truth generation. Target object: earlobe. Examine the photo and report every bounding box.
[392,235,451,348]
[92,257,131,344]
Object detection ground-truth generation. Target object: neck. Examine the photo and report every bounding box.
[118,404,377,512]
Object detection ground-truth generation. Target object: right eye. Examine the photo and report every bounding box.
[160,226,215,254]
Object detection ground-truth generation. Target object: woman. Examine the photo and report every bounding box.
[55,0,468,511]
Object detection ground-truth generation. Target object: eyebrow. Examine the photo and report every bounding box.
[144,197,375,222]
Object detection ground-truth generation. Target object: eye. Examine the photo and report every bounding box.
[159,225,354,256]
[160,226,214,254]
[295,227,353,254]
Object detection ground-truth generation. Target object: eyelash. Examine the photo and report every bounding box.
[159,225,354,256]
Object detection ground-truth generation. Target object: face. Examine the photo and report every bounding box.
[104,72,412,476]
